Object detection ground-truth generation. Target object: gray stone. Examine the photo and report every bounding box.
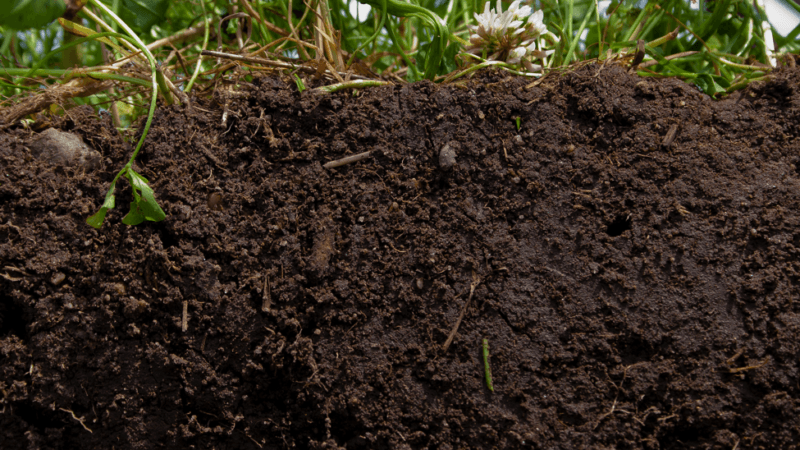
[29,128,101,170]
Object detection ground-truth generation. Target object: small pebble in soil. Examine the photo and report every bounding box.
[112,283,126,296]
[50,272,66,286]
[439,141,458,170]
[208,192,224,211]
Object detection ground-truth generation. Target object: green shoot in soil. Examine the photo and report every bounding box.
[84,0,165,229]
[483,338,494,392]
[293,74,306,93]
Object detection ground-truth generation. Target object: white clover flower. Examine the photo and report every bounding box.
[466,0,557,70]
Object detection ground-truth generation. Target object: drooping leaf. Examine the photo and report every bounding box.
[58,18,131,57]
[87,178,118,229]
[0,0,66,30]
[121,169,165,225]
[118,0,170,33]
[121,201,146,225]
[694,73,729,97]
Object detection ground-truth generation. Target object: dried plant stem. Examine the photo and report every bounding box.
[287,0,312,60]
[181,301,189,332]
[314,79,390,93]
[201,49,308,71]
[239,0,290,37]
[323,151,371,169]
[147,24,211,52]
[201,50,373,82]
[262,275,271,312]
[442,272,480,352]
[638,51,698,69]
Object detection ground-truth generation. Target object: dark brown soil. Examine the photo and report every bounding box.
[2,64,800,449]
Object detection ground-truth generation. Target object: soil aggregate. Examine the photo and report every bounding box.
[2,63,800,449]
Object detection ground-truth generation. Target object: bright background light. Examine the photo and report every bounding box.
[349,1,372,21]
[764,0,800,37]
[346,0,800,37]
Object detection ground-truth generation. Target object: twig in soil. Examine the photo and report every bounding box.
[323,151,371,169]
[728,356,770,373]
[262,275,271,312]
[593,363,641,429]
[593,398,628,430]
[181,300,189,332]
[441,271,481,353]
[244,431,264,448]
[661,123,680,149]
[725,348,745,365]
[657,414,677,423]
[198,144,230,174]
[59,408,93,433]
[0,272,24,282]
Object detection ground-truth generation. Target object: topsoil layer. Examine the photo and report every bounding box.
[1,64,800,449]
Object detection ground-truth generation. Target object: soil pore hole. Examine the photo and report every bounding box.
[606,214,632,237]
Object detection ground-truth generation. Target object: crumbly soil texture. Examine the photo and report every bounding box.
[2,65,800,449]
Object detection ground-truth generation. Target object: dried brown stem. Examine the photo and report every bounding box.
[323,151,371,169]
[441,272,481,353]
[0,78,113,128]
[239,0,290,37]
[147,24,212,51]
[201,49,310,72]
[638,51,699,69]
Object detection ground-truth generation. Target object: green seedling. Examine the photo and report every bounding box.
[84,0,166,229]
[293,74,306,93]
[515,117,521,131]
[482,338,494,392]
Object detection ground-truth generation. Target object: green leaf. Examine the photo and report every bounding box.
[441,41,459,74]
[119,0,170,33]
[121,201,146,225]
[121,169,165,225]
[57,18,131,58]
[694,74,728,97]
[87,178,119,229]
[0,0,66,30]
[293,74,306,93]
[87,205,112,228]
